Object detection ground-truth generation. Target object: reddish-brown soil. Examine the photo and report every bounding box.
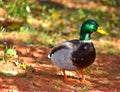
[0,37,120,92]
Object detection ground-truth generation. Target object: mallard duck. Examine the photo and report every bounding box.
[48,19,108,83]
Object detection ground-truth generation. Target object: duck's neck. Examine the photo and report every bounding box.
[80,33,91,41]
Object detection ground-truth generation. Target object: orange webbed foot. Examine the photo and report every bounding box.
[80,79,91,85]
[64,78,76,84]
[62,69,76,84]
[79,69,91,85]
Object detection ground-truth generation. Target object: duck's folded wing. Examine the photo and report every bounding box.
[48,40,79,58]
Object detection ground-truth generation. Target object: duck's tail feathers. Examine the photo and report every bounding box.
[48,54,51,58]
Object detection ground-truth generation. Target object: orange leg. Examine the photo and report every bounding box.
[62,69,68,80]
[80,69,90,84]
[62,69,75,83]
[80,69,85,83]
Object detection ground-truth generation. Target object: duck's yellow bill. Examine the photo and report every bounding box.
[97,27,109,35]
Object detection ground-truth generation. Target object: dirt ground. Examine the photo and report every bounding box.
[0,38,120,92]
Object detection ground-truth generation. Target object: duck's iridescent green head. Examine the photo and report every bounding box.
[80,19,108,41]
[80,19,99,40]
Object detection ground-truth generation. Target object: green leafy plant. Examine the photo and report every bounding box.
[3,47,28,69]
[4,48,18,62]
[6,0,31,17]
[0,0,4,7]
